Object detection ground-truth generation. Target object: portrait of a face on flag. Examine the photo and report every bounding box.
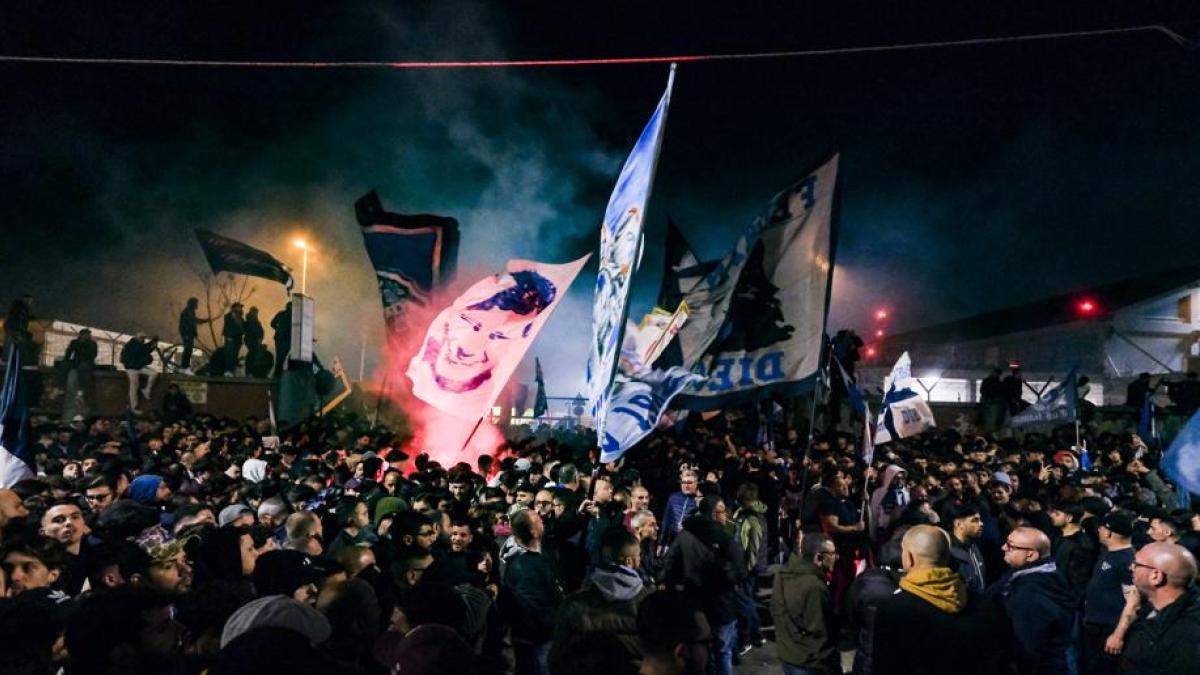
[408,256,588,421]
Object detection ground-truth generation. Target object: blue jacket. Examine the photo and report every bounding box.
[659,491,698,547]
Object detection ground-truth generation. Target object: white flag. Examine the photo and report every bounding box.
[408,256,589,420]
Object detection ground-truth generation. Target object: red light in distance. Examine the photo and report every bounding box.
[1076,299,1098,315]
[865,346,877,358]
[875,309,888,320]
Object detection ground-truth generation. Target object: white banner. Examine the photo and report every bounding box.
[408,255,589,420]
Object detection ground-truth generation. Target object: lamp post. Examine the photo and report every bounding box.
[293,239,308,294]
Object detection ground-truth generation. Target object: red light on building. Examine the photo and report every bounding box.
[1076,298,1098,315]
[875,329,884,337]
[875,309,888,320]
[865,346,877,358]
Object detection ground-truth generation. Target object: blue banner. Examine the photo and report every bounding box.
[1163,408,1200,496]
[600,366,702,463]
[587,68,676,440]
[1010,369,1078,427]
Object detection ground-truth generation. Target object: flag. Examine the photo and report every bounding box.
[620,302,689,376]
[533,358,548,418]
[319,356,353,416]
[675,154,840,410]
[1137,396,1157,447]
[408,255,588,421]
[834,354,866,417]
[194,229,293,288]
[874,352,936,444]
[587,67,676,441]
[658,218,717,308]
[0,346,33,487]
[599,366,703,463]
[861,402,875,465]
[355,191,460,341]
[1163,408,1200,496]
[1010,369,1078,427]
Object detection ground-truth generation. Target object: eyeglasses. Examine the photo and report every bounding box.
[1002,540,1036,552]
[416,529,436,537]
[1130,560,1162,574]
[534,500,553,507]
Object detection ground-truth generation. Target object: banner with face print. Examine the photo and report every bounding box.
[407,255,589,420]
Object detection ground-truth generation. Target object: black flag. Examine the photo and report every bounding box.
[194,229,293,288]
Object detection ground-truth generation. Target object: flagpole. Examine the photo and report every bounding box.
[797,344,833,509]
[460,416,484,453]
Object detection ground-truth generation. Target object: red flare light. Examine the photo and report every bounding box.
[1076,299,1098,315]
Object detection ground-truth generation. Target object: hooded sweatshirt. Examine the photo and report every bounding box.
[869,465,909,537]
[554,564,651,658]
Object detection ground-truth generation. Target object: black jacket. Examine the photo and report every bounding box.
[662,515,745,626]
[992,559,1076,675]
[119,338,153,370]
[843,567,899,675]
[949,537,987,595]
[873,583,1007,675]
[1052,530,1096,604]
[499,544,564,643]
[1121,587,1200,675]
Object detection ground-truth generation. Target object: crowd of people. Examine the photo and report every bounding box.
[1,335,1200,674]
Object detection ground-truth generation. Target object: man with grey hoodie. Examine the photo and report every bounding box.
[554,528,652,662]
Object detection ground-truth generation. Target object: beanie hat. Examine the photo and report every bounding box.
[128,475,162,505]
[218,504,255,528]
[373,496,409,528]
[221,595,330,648]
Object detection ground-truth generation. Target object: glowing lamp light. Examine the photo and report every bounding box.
[293,239,307,250]
[875,329,884,337]
[875,309,889,320]
[1076,298,1098,315]
[865,346,877,358]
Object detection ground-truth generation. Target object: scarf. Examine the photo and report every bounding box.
[900,566,967,614]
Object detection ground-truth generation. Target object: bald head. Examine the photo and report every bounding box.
[1010,526,1051,557]
[1140,542,1199,589]
[901,525,951,568]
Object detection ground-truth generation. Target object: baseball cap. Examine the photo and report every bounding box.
[218,504,255,528]
[1099,511,1134,537]
[988,471,1013,488]
[252,550,326,598]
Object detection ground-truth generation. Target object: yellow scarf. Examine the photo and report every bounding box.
[899,566,967,613]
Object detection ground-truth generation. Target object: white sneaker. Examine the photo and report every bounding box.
[180,368,194,376]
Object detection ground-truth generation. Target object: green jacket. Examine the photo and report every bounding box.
[769,556,839,673]
[735,501,767,574]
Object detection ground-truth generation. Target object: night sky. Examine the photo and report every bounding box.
[1,2,1198,395]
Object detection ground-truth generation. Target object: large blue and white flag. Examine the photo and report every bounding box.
[675,154,839,410]
[0,346,34,488]
[599,366,702,463]
[874,352,936,445]
[1162,408,1200,496]
[587,67,676,439]
[1010,369,1078,428]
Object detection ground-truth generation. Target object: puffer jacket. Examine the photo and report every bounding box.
[662,515,744,626]
[554,563,653,658]
[770,555,839,673]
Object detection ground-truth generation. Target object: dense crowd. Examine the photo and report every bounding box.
[0,385,1198,675]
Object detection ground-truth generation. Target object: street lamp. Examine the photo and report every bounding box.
[293,239,308,295]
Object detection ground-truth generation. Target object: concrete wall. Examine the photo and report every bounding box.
[35,367,275,422]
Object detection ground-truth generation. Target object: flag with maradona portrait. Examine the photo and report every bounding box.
[407,255,589,421]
